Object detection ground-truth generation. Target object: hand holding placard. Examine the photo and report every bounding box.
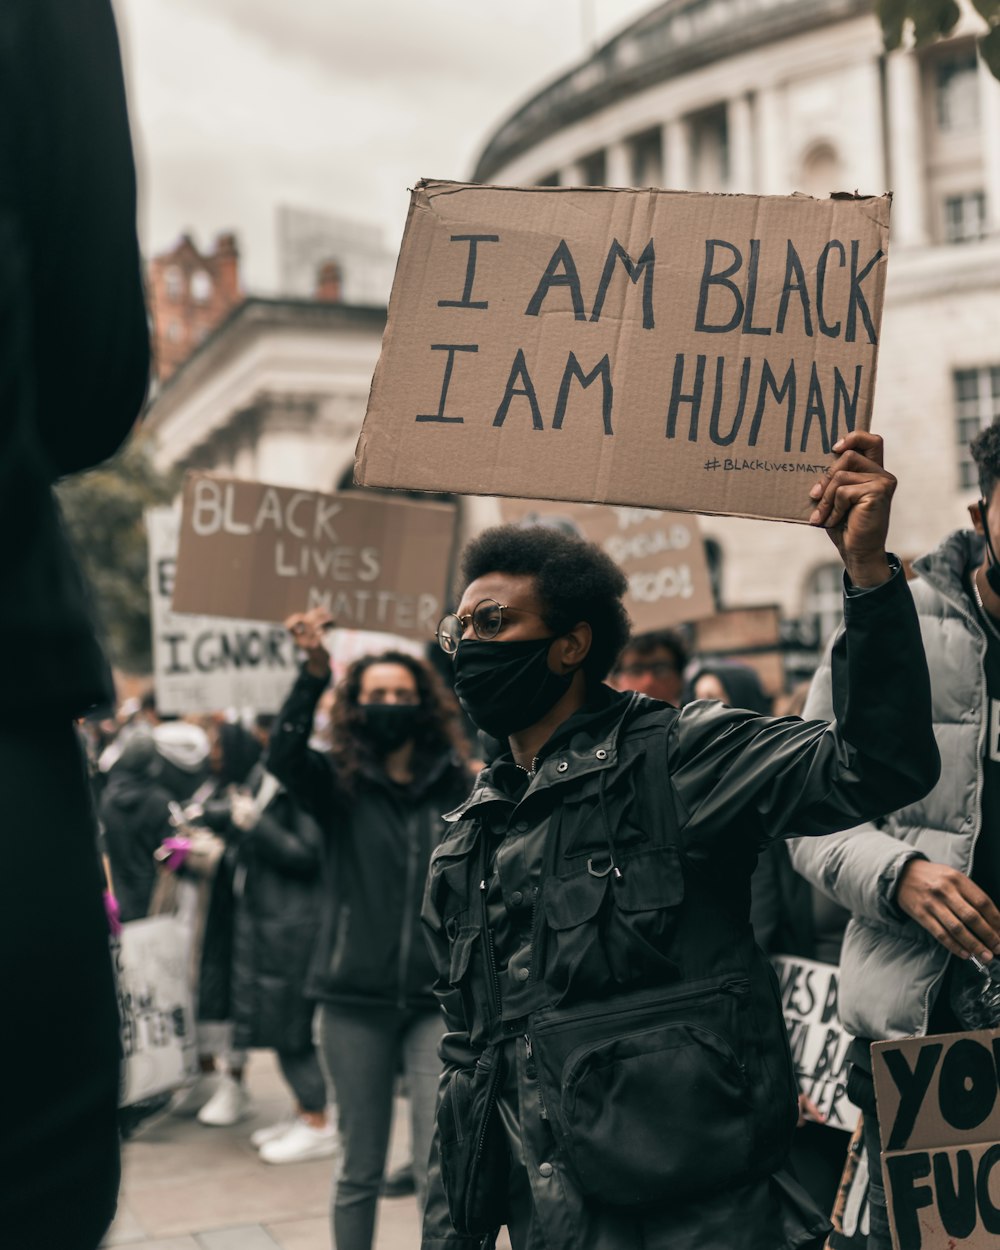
[807,430,894,587]
[286,608,334,680]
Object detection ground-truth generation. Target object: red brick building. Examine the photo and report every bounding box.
[147,232,242,381]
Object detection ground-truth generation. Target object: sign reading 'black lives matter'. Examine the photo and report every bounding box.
[355,181,891,524]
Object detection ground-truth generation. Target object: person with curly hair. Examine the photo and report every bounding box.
[419,432,940,1250]
[267,634,471,1250]
[788,414,1000,1250]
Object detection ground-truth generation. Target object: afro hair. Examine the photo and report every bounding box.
[459,524,631,681]
[971,418,1000,503]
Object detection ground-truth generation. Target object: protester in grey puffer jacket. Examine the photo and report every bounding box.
[787,527,989,1043]
[787,423,1000,1250]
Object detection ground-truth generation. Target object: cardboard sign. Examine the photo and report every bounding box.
[113,916,197,1106]
[171,474,457,641]
[498,500,715,630]
[356,181,891,523]
[693,604,784,696]
[827,1121,870,1249]
[773,954,860,1132]
[147,508,298,714]
[872,1027,1000,1250]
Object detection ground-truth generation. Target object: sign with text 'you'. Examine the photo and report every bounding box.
[355,181,891,524]
[873,1028,1000,1250]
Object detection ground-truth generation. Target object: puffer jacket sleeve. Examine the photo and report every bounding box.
[266,667,338,830]
[669,564,940,852]
[785,627,927,925]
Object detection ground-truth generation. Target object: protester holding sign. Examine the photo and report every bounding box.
[788,417,1000,1250]
[0,3,149,1246]
[267,632,471,1250]
[418,430,938,1250]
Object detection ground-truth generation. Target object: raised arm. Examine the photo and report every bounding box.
[266,610,339,829]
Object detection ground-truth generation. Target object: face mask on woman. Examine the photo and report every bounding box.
[358,703,421,753]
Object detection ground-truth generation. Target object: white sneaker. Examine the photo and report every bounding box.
[259,1118,338,1165]
[197,1074,251,1126]
[171,1073,219,1117]
[250,1118,296,1149]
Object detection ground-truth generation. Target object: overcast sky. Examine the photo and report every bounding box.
[112,0,655,293]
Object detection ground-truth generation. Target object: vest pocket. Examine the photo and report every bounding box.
[436,1048,508,1236]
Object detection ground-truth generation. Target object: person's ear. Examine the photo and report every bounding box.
[971,500,988,535]
[550,621,592,673]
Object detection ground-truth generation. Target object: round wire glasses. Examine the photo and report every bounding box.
[436,599,544,654]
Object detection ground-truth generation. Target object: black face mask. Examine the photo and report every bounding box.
[359,704,421,754]
[980,502,1000,596]
[452,636,574,740]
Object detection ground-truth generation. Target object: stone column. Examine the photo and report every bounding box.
[605,139,632,187]
[886,50,929,246]
[854,56,888,195]
[979,55,1000,234]
[755,84,786,193]
[663,117,691,190]
[560,159,586,187]
[727,92,755,193]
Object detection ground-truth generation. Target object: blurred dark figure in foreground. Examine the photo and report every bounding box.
[0,3,149,1247]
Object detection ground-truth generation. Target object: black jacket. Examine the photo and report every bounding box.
[227,777,324,1052]
[0,0,149,720]
[421,565,939,1250]
[100,738,175,924]
[268,668,471,1011]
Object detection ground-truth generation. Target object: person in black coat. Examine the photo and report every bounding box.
[268,631,472,1250]
[228,721,335,1164]
[0,4,149,1247]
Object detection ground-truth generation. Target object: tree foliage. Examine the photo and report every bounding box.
[56,434,179,674]
[877,0,1000,78]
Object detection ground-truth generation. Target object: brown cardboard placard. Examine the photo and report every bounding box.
[171,473,457,642]
[872,1028,1000,1250]
[355,181,891,523]
[498,499,715,631]
[692,604,784,696]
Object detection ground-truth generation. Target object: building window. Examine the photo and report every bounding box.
[955,366,1000,490]
[690,107,729,192]
[630,129,663,186]
[944,191,987,243]
[190,270,213,303]
[578,149,607,186]
[164,265,184,302]
[935,46,980,132]
[803,563,844,650]
[798,141,842,199]
[704,539,723,609]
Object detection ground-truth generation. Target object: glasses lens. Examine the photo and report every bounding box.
[472,600,504,640]
[436,614,462,654]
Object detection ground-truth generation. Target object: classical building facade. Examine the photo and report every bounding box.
[473,0,1000,643]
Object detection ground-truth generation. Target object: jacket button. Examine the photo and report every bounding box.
[595,749,608,760]
[516,967,530,982]
[538,1162,554,1178]
[510,890,524,907]
[556,761,569,773]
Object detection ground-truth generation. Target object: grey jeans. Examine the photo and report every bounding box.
[318,1004,444,1250]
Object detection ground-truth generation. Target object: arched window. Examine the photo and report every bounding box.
[190,270,213,304]
[803,562,843,650]
[798,141,842,199]
[164,265,184,302]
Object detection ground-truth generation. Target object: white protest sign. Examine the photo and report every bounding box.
[147,507,298,715]
[773,953,859,1132]
[113,915,197,1106]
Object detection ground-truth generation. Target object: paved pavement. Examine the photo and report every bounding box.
[102,1051,419,1250]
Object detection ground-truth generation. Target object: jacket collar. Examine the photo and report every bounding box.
[444,689,654,822]
[912,528,985,618]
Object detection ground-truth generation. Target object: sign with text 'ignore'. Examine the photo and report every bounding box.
[355,181,891,524]
[171,474,457,641]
